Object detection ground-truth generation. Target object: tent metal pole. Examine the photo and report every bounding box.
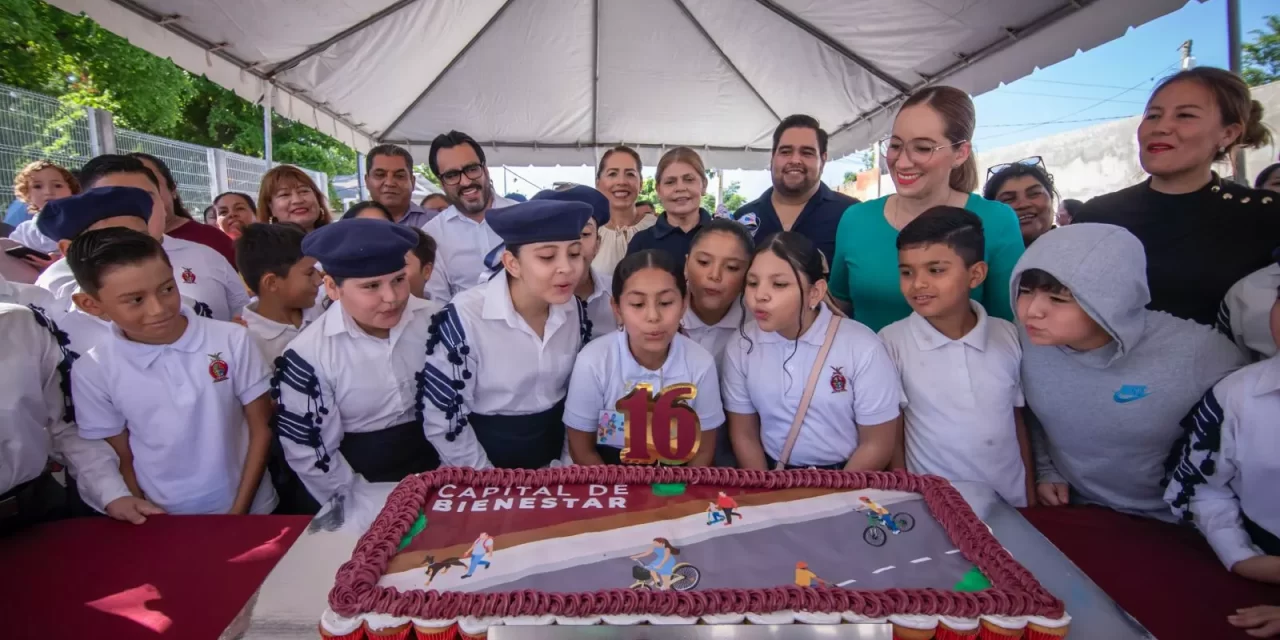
[1227,0,1246,184]
[671,0,780,123]
[263,83,274,165]
[590,0,600,152]
[356,152,368,200]
[268,0,417,78]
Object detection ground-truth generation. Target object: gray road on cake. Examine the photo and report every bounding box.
[483,499,976,594]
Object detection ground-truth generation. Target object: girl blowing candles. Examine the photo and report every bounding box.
[684,218,754,365]
[723,232,902,471]
[564,250,724,466]
[533,185,616,339]
[273,219,449,511]
[422,199,594,469]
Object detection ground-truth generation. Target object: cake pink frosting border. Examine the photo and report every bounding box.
[328,467,1064,621]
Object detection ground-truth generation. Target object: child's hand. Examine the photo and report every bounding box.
[1229,605,1280,637]
[105,496,165,524]
[1233,556,1280,584]
[1036,483,1069,506]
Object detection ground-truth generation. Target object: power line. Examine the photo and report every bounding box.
[975,62,1178,144]
[1020,78,1159,91]
[978,114,1137,129]
[992,90,1148,104]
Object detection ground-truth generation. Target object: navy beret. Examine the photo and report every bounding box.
[36,186,153,241]
[487,199,593,246]
[532,185,609,228]
[301,218,417,279]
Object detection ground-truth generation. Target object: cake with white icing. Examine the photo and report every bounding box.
[321,467,1070,639]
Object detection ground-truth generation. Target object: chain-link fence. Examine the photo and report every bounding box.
[0,82,329,225]
[0,85,94,206]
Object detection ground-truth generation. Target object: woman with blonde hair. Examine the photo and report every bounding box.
[625,147,712,265]
[256,165,332,232]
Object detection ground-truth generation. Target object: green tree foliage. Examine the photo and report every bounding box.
[1243,15,1280,87]
[0,0,355,180]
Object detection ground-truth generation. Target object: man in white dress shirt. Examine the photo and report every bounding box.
[421,131,516,303]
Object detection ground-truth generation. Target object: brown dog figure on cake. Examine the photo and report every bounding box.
[421,555,467,586]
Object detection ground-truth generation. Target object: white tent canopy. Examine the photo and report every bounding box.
[47,0,1198,168]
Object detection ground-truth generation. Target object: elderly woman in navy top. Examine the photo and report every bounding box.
[422,199,593,469]
[273,219,458,511]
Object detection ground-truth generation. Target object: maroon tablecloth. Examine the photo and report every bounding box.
[1020,505,1280,639]
[0,509,1276,639]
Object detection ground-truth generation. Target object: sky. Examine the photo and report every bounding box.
[487,0,1275,203]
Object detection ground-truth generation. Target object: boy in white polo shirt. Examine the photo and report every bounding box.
[234,223,323,363]
[1166,259,1280,585]
[67,227,276,515]
[879,206,1033,506]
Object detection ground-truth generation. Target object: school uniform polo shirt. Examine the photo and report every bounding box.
[564,331,724,452]
[681,302,746,368]
[734,183,856,265]
[581,267,615,340]
[421,195,517,304]
[1219,264,1280,361]
[241,298,325,363]
[71,307,277,515]
[878,301,1028,506]
[721,305,901,467]
[625,209,713,265]
[1165,356,1280,570]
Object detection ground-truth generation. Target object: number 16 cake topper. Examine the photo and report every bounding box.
[615,382,700,464]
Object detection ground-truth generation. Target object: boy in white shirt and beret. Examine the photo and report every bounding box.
[878,206,1034,506]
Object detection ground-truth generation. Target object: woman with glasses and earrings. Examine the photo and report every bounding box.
[828,86,1025,332]
[1074,67,1280,327]
[983,157,1058,246]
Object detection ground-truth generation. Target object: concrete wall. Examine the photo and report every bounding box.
[976,81,1280,203]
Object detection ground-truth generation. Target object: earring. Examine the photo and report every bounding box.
[1219,146,1227,154]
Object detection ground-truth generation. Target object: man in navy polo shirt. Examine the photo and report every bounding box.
[735,115,857,267]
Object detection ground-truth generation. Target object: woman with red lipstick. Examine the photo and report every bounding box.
[723,232,902,472]
[594,146,657,276]
[421,199,594,470]
[256,165,333,233]
[1075,67,1279,327]
[829,86,1025,332]
[563,249,723,467]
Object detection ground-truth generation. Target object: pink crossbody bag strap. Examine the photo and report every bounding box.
[774,316,842,469]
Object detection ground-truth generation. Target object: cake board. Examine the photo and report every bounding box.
[223,477,1154,639]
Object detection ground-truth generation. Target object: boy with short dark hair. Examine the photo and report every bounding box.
[1166,260,1280,584]
[879,206,1033,506]
[1014,223,1245,518]
[405,227,436,302]
[235,223,322,362]
[68,227,276,515]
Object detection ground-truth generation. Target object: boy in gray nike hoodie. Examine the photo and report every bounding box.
[1012,223,1246,520]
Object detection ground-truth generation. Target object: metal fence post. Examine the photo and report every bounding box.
[356,152,367,200]
[212,149,230,195]
[88,107,116,155]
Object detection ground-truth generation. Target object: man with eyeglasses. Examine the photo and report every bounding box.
[421,130,516,303]
[734,115,857,266]
[366,144,437,228]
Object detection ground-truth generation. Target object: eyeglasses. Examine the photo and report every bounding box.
[879,137,967,165]
[986,156,1045,178]
[439,163,485,186]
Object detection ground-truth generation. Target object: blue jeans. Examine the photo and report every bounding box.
[463,554,490,577]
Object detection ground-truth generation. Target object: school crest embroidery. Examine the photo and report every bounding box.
[829,366,848,393]
[208,352,229,383]
[181,267,196,284]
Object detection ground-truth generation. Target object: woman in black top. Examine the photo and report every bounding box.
[1075,67,1279,326]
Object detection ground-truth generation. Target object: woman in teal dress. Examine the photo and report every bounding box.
[829,86,1024,332]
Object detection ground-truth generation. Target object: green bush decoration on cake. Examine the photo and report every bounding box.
[953,566,992,592]
[397,513,427,552]
[651,483,686,496]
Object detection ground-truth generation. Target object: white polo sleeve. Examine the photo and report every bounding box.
[847,323,902,427]
[213,251,251,318]
[1164,383,1260,570]
[563,341,607,432]
[689,344,725,431]
[69,350,126,440]
[875,322,909,408]
[720,334,756,415]
[228,325,271,404]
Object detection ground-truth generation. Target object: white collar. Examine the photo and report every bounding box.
[481,269,573,332]
[756,303,836,345]
[613,330,691,380]
[1253,356,1280,396]
[584,268,611,304]
[110,305,203,367]
[323,294,431,343]
[906,300,990,352]
[683,300,743,332]
[440,193,516,224]
[241,298,320,341]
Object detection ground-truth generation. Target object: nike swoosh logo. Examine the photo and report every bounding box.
[1113,391,1149,403]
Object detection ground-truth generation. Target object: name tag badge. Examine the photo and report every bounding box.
[597,410,626,448]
